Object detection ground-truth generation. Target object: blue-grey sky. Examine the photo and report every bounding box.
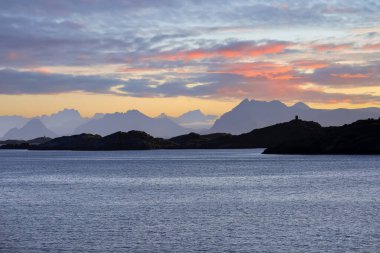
[1,0,380,116]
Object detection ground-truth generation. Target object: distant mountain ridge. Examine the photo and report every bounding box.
[1,100,380,140]
[39,109,88,135]
[0,108,209,140]
[157,109,217,129]
[0,108,88,138]
[0,116,29,137]
[26,118,380,154]
[74,110,190,138]
[208,99,380,134]
[2,119,57,140]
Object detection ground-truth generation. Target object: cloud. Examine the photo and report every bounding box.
[147,41,290,62]
[292,60,329,70]
[0,1,379,107]
[330,73,370,79]
[312,43,352,52]
[209,62,295,80]
[0,69,122,94]
[307,63,379,87]
[1,64,379,107]
[362,43,380,50]
[1,1,377,68]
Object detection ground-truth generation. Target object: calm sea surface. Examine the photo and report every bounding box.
[0,149,379,252]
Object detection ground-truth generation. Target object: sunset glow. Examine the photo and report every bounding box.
[0,0,379,117]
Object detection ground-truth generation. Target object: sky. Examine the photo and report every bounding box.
[1,0,380,117]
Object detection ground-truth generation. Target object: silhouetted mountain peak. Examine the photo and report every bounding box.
[178,109,216,120]
[269,100,287,108]
[41,108,81,118]
[57,108,81,115]
[181,109,203,117]
[73,109,189,137]
[154,110,216,130]
[157,113,169,118]
[101,110,149,120]
[25,118,45,128]
[92,113,105,119]
[208,98,380,135]
[126,109,143,115]
[291,102,310,110]
[38,108,87,135]
[2,118,57,140]
[250,99,286,108]
[236,98,251,108]
[235,99,287,111]
[125,110,150,119]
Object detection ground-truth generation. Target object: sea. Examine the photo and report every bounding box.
[0,149,379,252]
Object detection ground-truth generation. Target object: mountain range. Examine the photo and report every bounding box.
[39,109,88,135]
[73,110,189,138]
[157,109,217,129]
[20,118,380,154]
[0,109,88,138]
[0,116,29,137]
[1,99,380,140]
[0,108,214,140]
[2,119,57,140]
[208,99,380,134]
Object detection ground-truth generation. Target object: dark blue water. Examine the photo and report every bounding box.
[0,149,379,252]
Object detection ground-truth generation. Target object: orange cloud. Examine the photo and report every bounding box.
[151,42,289,61]
[216,78,298,98]
[362,43,380,50]
[117,66,201,74]
[31,68,51,74]
[118,67,159,73]
[331,73,370,79]
[212,62,296,80]
[312,43,351,52]
[292,60,329,70]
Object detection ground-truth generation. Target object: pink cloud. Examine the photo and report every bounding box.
[149,42,289,61]
[210,62,297,80]
[312,43,352,52]
[362,43,380,51]
[292,60,329,70]
[331,73,370,79]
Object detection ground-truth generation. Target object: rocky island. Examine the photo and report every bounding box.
[2,117,380,154]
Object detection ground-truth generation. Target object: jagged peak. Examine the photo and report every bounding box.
[102,110,148,119]
[239,99,286,108]
[270,100,283,104]
[234,98,252,110]
[125,109,146,116]
[58,108,79,113]
[180,109,204,117]
[239,98,251,105]
[25,118,44,127]
[292,102,310,110]
[157,113,169,118]
[41,108,81,118]
[269,100,287,107]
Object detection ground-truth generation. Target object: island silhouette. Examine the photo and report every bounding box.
[2,116,379,154]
